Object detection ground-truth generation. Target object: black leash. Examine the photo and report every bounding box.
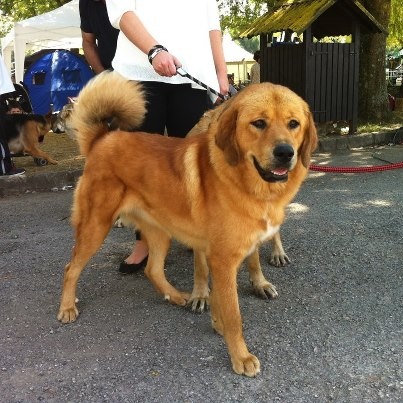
[176,67,227,100]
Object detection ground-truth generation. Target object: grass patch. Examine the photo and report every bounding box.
[357,111,403,134]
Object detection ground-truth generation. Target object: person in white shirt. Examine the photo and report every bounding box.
[106,0,229,273]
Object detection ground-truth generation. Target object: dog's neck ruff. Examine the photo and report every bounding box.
[253,157,288,182]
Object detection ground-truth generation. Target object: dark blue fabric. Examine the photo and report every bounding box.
[23,50,94,114]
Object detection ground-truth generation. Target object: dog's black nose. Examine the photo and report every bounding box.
[273,143,294,163]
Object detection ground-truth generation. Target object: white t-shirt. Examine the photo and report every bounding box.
[0,57,14,95]
[106,0,221,95]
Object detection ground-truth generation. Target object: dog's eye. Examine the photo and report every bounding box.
[288,119,300,129]
[251,119,266,129]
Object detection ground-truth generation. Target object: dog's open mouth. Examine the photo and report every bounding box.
[253,157,289,182]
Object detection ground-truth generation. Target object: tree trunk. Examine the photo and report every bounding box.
[358,0,391,122]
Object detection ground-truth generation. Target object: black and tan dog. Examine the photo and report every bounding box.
[4,111,57,164]
[58,72,317,377]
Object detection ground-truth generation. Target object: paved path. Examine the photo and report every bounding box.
[0,147,402,402]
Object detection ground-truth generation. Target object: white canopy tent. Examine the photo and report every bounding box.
[222,34,254,84]
[1,1,253,83]
[222,34,253,63]
[1,0,81,82]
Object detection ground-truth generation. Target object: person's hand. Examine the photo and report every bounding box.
[218,75,230,99]
[152,51,181,77]
[212,75,230,105]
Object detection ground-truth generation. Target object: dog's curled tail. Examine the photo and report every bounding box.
[72,71,146,156]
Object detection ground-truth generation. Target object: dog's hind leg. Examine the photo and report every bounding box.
[142,226,190,306]
[58,180,122,323]
[58,218,112,323]
[247,247,278,299]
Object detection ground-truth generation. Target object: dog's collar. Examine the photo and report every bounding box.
[253,157,289,182]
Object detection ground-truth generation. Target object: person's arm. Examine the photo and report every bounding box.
[81,31,106,74]
[118,11,181,77]
[209,30,229,97]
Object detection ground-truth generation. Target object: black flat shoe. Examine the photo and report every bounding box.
[119,256,148,274]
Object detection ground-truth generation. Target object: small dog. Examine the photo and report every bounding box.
[52,98,76,138]
[4,111,57,164]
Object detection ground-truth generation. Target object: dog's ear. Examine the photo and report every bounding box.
[214,101,241,166]
[300,111,318,168]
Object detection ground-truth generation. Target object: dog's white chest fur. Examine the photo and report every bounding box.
[259,220,280,242]
[247,220,279,256]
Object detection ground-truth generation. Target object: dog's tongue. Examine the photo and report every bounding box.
[271,169,288,176]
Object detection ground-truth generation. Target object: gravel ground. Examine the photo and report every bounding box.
[0,147,402,402]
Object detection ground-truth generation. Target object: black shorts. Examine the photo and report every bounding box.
[139,82,212,138]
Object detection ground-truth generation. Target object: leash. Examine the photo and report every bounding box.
[176,67,227,100]
[175,69,403,173]
[309,161,403,173]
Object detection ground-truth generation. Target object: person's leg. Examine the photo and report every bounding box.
[120,82,168,273]
[0,140,11,175]
[166,85,211,137]
[138,81,168,134]
[0,117,25,176]
[0,139,25,176]
[123,232,149,264]
[0,117,10,174]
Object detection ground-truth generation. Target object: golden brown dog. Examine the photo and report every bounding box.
[58,72,317,377]
[5,111,57,164]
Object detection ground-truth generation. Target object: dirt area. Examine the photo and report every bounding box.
[12,132,84,177]
[12,109,402,178]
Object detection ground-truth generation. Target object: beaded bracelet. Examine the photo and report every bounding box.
[148,45,168,64]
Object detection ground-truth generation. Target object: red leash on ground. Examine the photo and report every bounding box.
[309,161,403,173]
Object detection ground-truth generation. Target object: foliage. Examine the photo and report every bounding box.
[388,0,403,49]
[1,0,67,20]
[218,0,272,37]
[0,0,68,38]
[236,37,260,53]
[219,0,401,51]
[0,14,13,38]
[2,0,401,51]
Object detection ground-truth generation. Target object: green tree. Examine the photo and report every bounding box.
[219,0,272,37]
[0,0,69,38]
[1,0,67,20]
[388,0,403,49]
[358,0,392,122]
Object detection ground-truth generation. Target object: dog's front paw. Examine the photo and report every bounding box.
[164,291,190,307]
[57,305,79,323]
[232,353,261,377]
[251,279,278,300]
